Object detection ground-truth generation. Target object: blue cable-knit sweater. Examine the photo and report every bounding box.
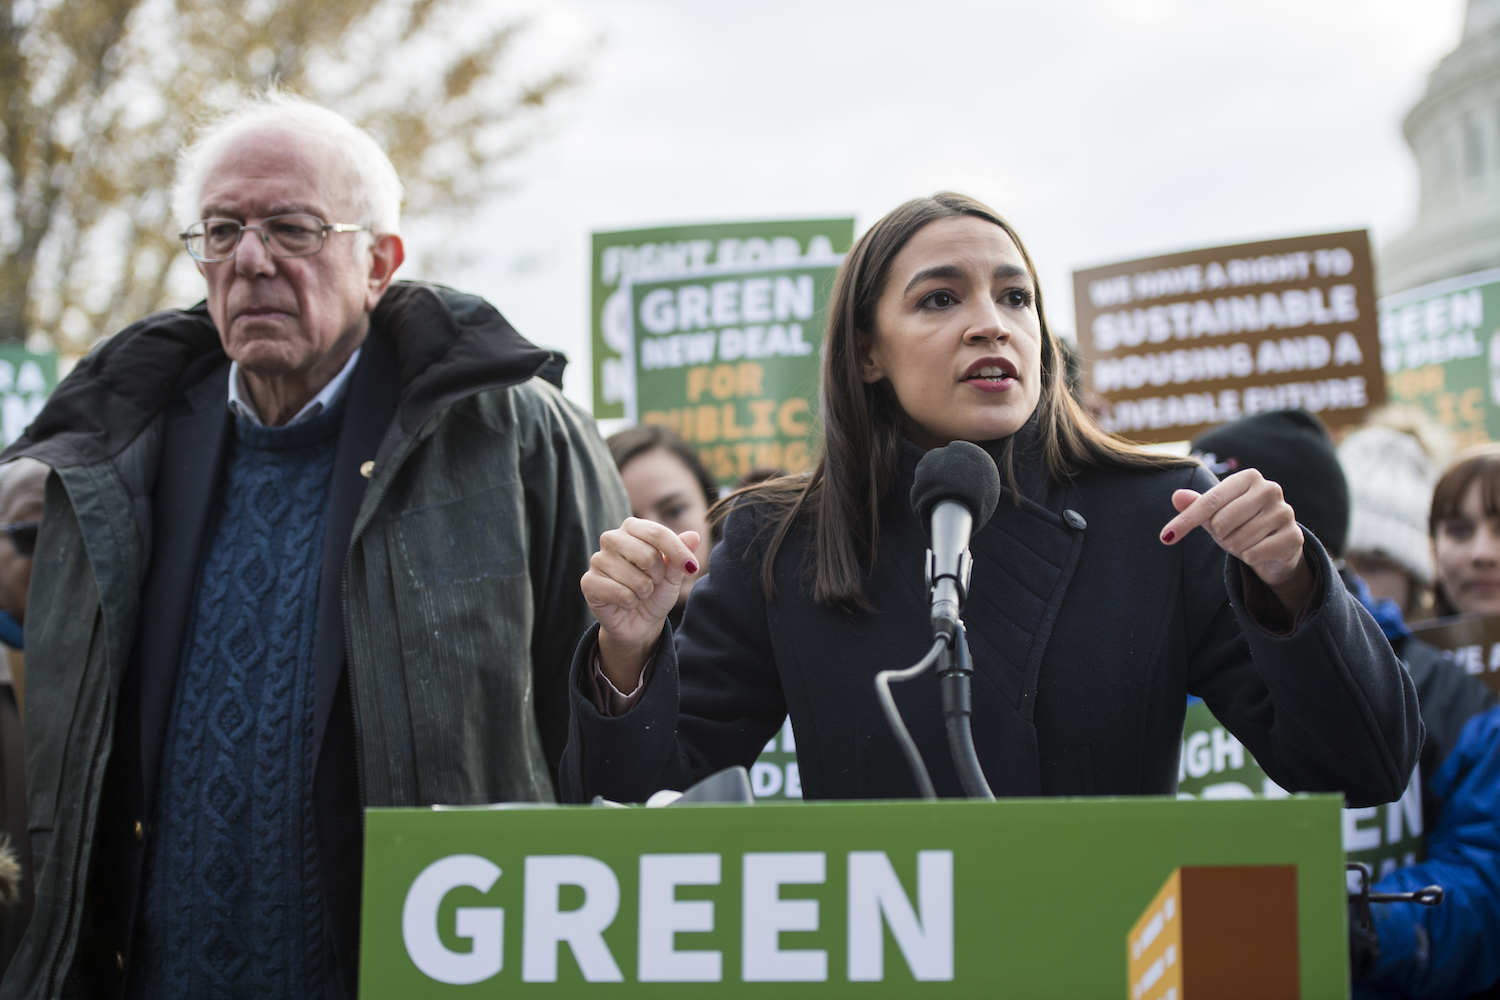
[128,403,345,999]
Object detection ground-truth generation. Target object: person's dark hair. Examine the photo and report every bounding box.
[607,424,717,509]
[1190,409,1349,556]
[1056,337,1086,407]
[711,192,1193,611]
[734,467,788,490]
[1429,443,1500,617]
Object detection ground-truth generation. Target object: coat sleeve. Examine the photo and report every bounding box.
[518,382,630,784]
[1180,465,1422,808]
[1359,707,1500,998]
[558,504,788,803]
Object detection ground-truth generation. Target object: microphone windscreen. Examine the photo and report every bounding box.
[910,441,1002,532]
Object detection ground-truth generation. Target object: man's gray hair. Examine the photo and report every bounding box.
[172,90,404,236]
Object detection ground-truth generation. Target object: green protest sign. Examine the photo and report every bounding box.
[1177,699,1424,882]
[359,796,1347,997]
[0,346,56,446]
[630,263,838,484]
[1379,265,1500,449]
[591,221,854,423]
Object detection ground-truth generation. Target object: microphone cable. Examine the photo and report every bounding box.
[939,621,994,800]
[874,636,948,801]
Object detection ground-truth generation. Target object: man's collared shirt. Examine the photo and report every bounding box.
[227,347,362,427]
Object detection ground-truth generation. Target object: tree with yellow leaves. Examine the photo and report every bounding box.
[0,0,581,351]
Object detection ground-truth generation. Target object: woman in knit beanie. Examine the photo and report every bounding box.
[1339,408,1451,621]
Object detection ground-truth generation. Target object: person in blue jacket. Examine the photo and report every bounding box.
[1193,410,1500,999]
[1362,695,1500,998]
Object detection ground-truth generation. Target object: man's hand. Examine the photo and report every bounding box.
[1159,468,1315,616]
[581,517,701,692]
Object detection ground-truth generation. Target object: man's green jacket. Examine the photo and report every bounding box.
[0,282,628,998]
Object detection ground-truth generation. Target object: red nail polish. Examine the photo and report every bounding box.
[1161,530,1175,543]
[685,560,699,575]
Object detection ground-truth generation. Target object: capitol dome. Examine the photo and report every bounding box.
[1381,0,1500,293]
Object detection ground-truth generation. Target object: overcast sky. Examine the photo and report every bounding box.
[402,0,1469,412]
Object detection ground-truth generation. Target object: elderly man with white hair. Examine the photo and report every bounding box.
[0,92,627,999]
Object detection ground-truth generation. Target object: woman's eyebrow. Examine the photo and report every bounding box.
[903,263,1029,295]
[904,264,965,294]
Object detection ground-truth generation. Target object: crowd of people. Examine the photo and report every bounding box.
[1191,410,1500,999]
[0,89,1489,999]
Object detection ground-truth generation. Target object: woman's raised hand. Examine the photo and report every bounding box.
[582,517,702,690]
[1158,468,1315,615]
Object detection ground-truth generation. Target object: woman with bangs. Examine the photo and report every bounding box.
[562,193,1420,805]
[1430,445,1500,619]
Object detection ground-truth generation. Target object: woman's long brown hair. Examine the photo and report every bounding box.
[711,193,1192,611]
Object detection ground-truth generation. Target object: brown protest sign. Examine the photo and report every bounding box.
[1073,231,1386,443]
[1409,614,1500,697]
[1127,866,1300,1000]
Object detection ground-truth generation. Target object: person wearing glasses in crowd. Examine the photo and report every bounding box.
[0,458,43,981]
[0,459,42,653]
[0,91,626,999]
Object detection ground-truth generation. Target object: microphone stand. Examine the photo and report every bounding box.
[875,583,998,801]
[937,621,994,801]
[903,442,1002,801]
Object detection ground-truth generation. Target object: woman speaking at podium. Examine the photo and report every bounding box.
[561,193,1420,804]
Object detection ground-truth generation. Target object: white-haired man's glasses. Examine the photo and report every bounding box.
[179,214,368,263]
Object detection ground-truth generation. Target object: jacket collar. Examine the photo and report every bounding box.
[983,409,1050,507]
[895,408,1052,515]
[1,281,561,469]
[886,411,1084,794]
[228,347,361,427]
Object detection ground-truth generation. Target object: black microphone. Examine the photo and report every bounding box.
[875,441,1000,801]
[910,442,1002,641]
[906,441,999,800]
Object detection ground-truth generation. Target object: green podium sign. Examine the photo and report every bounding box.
[359,796,1347,997]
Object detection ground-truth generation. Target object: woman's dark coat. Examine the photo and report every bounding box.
[561,436,1422,805]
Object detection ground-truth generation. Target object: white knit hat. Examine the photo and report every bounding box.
[1339,425,1438,586]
